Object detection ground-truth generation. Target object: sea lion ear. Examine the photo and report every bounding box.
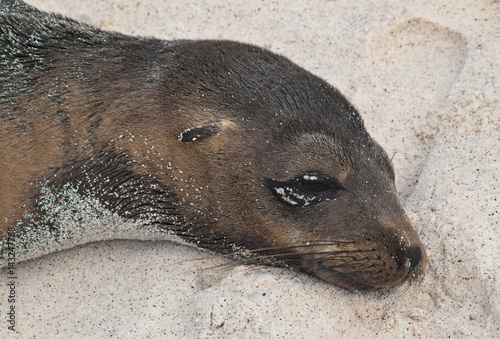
[178,125,220,143]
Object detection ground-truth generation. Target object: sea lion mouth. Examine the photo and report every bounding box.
[245,239,423,291]
[299,242,426,291]
[222,240,425,291]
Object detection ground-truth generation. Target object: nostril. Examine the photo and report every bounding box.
[406,246,422,272]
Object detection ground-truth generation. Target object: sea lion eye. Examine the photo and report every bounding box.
[264,174,345,207]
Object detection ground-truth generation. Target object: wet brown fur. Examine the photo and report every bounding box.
[0,1,426,290]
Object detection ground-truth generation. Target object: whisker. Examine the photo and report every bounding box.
[166,241,362,266]
[163,240,400,292]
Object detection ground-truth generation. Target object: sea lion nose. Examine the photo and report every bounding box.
[406,246,422,272]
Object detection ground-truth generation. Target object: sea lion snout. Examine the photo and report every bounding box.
[294,225,427,291]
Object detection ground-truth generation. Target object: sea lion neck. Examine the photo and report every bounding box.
[1,11,176,115]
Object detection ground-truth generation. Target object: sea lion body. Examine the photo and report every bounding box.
[0,1,426,290]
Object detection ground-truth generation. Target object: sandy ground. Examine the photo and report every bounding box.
[1,0,499,337]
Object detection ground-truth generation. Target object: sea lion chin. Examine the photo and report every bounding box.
[0,1,426,291]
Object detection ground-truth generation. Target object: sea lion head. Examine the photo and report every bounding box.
[166,41,427,291]
[0,8,425,291]
[0,10,425,288]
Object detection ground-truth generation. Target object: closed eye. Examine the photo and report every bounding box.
[297,181,334,194]
[264,173,345,207]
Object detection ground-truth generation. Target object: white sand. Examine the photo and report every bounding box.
[1,0,498,337]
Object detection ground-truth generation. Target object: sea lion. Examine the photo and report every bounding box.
[0,0,426,291]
